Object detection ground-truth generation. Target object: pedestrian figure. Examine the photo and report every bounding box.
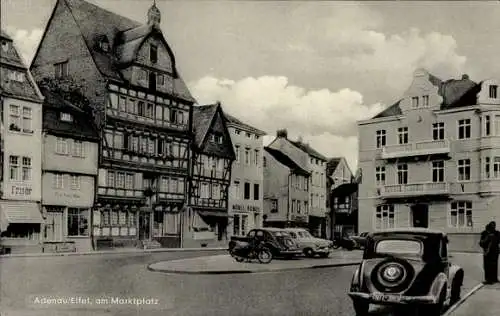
[479,221,500,284]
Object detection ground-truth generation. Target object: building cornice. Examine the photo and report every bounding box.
[357,115,403,125]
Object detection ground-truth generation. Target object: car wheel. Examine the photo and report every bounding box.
[318,252,330,258]
[304,248,315,258]
[353,301,369,316]
[450,276,462,305]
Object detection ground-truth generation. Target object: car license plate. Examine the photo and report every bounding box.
[371,293,401,303]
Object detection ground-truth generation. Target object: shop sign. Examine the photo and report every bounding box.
[11,184,32,196]
[247,205,260,212]
[55,191,82,199]
[232,204,245,211]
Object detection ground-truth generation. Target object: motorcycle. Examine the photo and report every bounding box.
[229,240,273,264]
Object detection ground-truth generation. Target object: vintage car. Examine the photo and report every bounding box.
[228,228,302,258]
[348,228,464,316]
[283,228,333,258]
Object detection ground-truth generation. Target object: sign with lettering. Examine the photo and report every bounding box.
[11,184,32,196]
[55,192,82,199]
[247,205,260,213]
[232,204,244,211]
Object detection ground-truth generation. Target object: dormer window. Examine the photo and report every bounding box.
[423,95,429,107]
[99,36,110,52]
[54,61,69,78]
[8,71,25,82]
[490,85,498,99]
[60,112,73,122]
[150,45,158,63]
[1,41,9,52]
[211,134,223,144]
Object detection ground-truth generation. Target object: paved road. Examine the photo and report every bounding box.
[0,251,483,316]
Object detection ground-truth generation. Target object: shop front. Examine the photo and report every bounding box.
[0,200,44,254]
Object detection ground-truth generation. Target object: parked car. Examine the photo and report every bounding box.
[228,228,302,258]
[284,228,333,258]
[350,232,370,249]
[348,228,464,316]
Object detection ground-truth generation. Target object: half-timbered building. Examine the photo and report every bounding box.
[184,103,235,247]
[30,0,195,249]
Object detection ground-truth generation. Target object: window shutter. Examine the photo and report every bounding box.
[134,173,143,190]
[98,169,107,187]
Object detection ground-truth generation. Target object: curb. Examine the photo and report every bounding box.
[442,283,485,316]
[0,247,227,259]
[147,260,361,275]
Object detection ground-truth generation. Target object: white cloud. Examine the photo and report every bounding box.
[4,27,43,65]
[189,76,380,170]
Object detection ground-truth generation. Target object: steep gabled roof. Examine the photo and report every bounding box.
[1,29,27,69]
[326,157,342,176]
[264,147,310,176]
[35,0,195,102]
[290,140,327,161]
[372,99,403,119]
[224,112,267,136]
[192,104,218,147]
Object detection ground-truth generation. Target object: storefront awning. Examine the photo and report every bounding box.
[331,183,358,197]
[0,202,43,228]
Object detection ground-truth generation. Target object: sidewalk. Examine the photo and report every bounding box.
[0,246,227,258]
[445,282,500,316]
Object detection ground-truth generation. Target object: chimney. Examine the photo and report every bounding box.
[461,74,470,80]
[277,129,288,138]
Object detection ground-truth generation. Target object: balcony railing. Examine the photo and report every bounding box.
[380,182,450,198]
[381,139,450,159]
[106,108,188,132]
[195,169,225,179]
[103,147,188,170]
[98,187,144,199]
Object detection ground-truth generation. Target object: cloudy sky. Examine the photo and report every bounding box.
[2,0,499,170]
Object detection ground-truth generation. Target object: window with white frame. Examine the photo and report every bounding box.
[375,204,395,229]
[70,175,80,190]
[485,157,491,179]
[9,155,19,180]
[235,145,240,162]
[493,157,500,178]
[411,96,419,108]
[254,150,259,166]
[53,174,64,189]
[484,115,491,136]
[432,122,445,140]
[72,140,84,157]
[458,119,471,139]
[9,104,21,132]
[54,61,69,78]
[60,112,73,122]
[449,201,472,228]
[22,107,32,132]
[397,164,408,184]
[423,95,429,107]
[458,159,471,181]
[22,157,31,181]
[375,166,386,185]
[398,127,408,144]
[490,85,498,99]
[376,130,386,148]
[432,160,445,182]
[56,137,69,155]
[245,148,250,165]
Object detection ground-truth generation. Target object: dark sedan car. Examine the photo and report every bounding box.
[348,228,464,316]
[228,228,302,258]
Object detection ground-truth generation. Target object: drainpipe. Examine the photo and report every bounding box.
[287,173,291,228]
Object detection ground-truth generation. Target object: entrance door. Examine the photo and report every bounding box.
[138,212,151,240]
[45,210,63,241]
[411,204,429,228]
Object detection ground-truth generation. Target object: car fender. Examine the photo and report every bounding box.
[350,261,365,291]
[448,264,464,291]
[428,272,448,300]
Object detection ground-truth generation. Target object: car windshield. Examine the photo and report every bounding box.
[375,239,422,255]
[297,231,312,238]
[271,231,290,237]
